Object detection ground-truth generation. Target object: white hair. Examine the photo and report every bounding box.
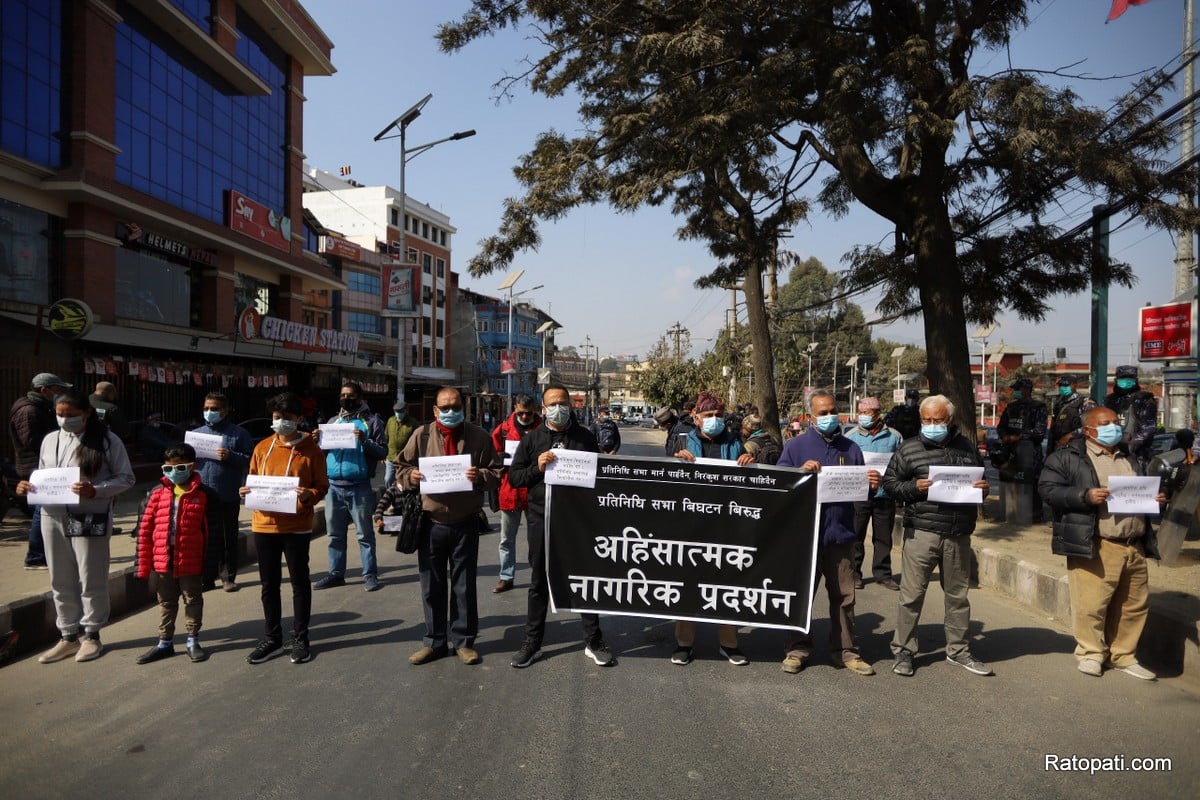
[920,394,955,419]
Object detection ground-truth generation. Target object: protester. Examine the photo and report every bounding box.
[1103,365,1158,466]
[89,381,130,440]
[1038,406,1166,680]
[777,390,878,677]
[384,400,419,488]
[396,387,502,666]
[134,443,222,664]
[846,397,902,590]
[664,400,697,456]
[740,413,782,466]
[1048,375,1094,451]
[16,389,135,663]
[590,406,622,454]
[883,394,991,677]
[192,392,252,592]
[490,395,541,593]
[507,384,616,668]
[314,381,387,592]
[238,392,328,665]
[10,372,71,570]
[885,388,922,439]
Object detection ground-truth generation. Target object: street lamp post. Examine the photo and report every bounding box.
[498,270,542,414]
[970,324,997,425]
[375,94,476,404]
[803,341,819,395]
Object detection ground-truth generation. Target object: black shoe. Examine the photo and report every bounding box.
[187,642,208,662]
[670,646,694,666]
[584,636,615,666]
[510,641,541,668]
[246,639,283,664]
[313,574,345,590]
[135,645,175,665]
[289,637,312,664]
[719,646,749,666]
[893,653,915,677]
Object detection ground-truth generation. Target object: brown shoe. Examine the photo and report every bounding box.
[492,579,514,594]
[781,654,806,674]
[456,646,481,665]
[38,638,81,664]
[878,577,900,591]
[843,657,876,676]
[408,645,448,665]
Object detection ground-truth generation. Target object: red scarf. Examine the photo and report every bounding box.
[434,420,461,455]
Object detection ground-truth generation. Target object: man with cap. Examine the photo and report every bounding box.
[846,396,902,590]
[89,381,130,440]
[885,388,922,440]
[9,373,72,569]
[997,378,1049,517]
[384,399,419,489]
[1048,375,1095,452]
[1103,366,1158,467]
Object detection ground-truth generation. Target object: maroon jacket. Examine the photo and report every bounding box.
[491,412,541,512]
[135,473,216,579]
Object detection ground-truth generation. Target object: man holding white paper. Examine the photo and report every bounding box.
[882,394,990,678]
[1038,406,1166,681]
[846,397,902,591]
[490,395,541,593]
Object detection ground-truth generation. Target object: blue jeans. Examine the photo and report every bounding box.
[324,483,377,579]
[383,460,397,489]
[418,517,480,648]
[25,504,45,567]
[497,508,529,581]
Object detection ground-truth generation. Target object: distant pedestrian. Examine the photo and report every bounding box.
[490,395,541,593]
[590,407,622,454]
[89,381,130,440]
[885,388,922,440]
[192,392,252,592]
[384,400,419,488]
[9,372,72,570]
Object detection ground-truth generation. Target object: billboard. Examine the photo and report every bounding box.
[382,265,419,317]
[1138,300,1196,361]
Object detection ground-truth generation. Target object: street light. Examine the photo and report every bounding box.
[805,341,820,393]
[891,346,907,396]
[971,324,997,424]
[498,270,542,413]
[375,93,476,404]
[535,320,559,370]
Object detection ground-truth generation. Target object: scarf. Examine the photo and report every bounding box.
[434,420,461,455]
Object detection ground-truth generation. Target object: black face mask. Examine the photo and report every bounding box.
[340,398,359,412]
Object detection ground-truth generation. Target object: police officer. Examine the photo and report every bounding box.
[1047,375,1094,451]
[884,388,921,440]
[997,378,1048,516]
[1103,365,1157,467]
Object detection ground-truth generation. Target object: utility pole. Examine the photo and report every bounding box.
[1090,206,1110,405]
[667,321,689,361]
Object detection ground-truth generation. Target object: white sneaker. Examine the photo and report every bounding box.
[75,638,103,662]
[1114,662,1156,681]
[38,639,80,664]
[1077,658,1103,677]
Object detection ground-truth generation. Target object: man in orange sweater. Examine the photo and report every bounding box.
[239,392,329,665]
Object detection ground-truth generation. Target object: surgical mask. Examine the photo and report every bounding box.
[544,404,571,427]
[437,409,465,427]
[814,415,840,435]
[857,414,876,429]
[701,416,725,437]
[271,418,299,436]
[1011,391,1023,401]
[162,464,193,485]
[1058,386,1072,397]
[921,424,949,442]
[57,415,85,434]
[1116,378,1136,390]
[202,410,223,425]
[1093,423,1123,447]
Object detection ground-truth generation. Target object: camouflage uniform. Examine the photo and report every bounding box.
[1103,365,1158,466]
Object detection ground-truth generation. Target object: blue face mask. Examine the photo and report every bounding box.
[438,409,465,428]
[544,404,571,428]
[1058,386,1072,397]
[921,424,949,442]
[162,465,193,486]
[701,416,725,437]
[857,414,876,429]
[1116,378,1136,391]
[202,410,223,425]
[814,415,840,435]
[1093,423,1123,447]
[1011,391,1023,401]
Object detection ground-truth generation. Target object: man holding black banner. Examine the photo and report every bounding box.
[776,390,878,677]
[507,385,615,669]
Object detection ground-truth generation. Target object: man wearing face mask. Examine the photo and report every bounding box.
[1048,375,1095,451]
[313,381,387,592]
[883,394,991,677]
[996,378,1048,518]
[384,400,418,489]
[777,390,879,677]
[1103,365,1158,467]
[506,385,616,668]
[9,372,72,570]
[1038,407,1166,680]
[396,387,502,666]
[490,394,541,593]
[192,392,253,592]
[846,397,902,591]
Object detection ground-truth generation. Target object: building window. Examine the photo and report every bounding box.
[422,317,431,335]
[390,208,399,226]
[496,320,507,334]
[116,248,194,325]
[169,0,210,30]
[421,222,429,239]
[345,271,380,295]
[302,218,320,254]
[436,319,444,337]
[478,318,490,332]
[0,198,59,304]
[346,312,381,335]
[0,0,65,168]
[422,346,431,364]
[435,349,444,367]
[234,272,275,316]
[440,231,447,246]
[436,258,445,279]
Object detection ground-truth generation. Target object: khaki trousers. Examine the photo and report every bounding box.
[1066,537,1148,667]
[154,569,204,640]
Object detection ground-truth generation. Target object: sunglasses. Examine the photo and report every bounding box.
[161,463,195,476]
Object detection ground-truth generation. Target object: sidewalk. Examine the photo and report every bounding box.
[2,488,1196,688]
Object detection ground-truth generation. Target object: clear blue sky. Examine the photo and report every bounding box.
[299,0,1187,367]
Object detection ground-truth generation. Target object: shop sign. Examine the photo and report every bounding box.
[382,265,419,317]
[227,190,291,253]
[47,298,95,340]
[1138,301,1196,361]
[321,236,363,261]
[239,309,359,354]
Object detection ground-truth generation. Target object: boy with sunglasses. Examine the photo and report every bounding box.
[134,443,222,664]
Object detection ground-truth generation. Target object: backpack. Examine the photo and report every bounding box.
[744,432,781,466]
[594,420,619,453]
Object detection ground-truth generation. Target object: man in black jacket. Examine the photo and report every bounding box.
[882,394,990,678]
[506,384,615,669]
[1038,406,1165,681]
[9,372,72,569]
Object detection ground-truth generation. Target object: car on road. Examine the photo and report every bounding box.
[639,415,660,428]
[623,413,644,425]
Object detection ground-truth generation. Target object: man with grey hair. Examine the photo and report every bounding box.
[882,394,991,677]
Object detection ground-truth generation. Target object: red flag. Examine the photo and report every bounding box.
[1107,0,1151,22]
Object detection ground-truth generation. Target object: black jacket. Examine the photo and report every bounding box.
[882,428,983,536]
[1037,437,1160,560]
[508,417,599,517]
[664,416,696,456]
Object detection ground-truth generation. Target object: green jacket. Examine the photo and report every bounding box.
[386,414,418,462]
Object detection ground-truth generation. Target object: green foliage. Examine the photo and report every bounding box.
[633,359,709,410]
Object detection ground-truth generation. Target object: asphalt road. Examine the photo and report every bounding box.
[2,426,1196,799]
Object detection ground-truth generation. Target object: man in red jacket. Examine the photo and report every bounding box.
[490,395,541,593]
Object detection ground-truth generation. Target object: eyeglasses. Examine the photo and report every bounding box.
[161,463,195,476]
[438,404,463,412]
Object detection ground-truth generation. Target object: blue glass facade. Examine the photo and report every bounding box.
[114,4,287,225]
[0,0,64,169]
[170,0,211,31]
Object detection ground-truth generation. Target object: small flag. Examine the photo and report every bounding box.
[1107,0,1151,22]
[339,165,352,176]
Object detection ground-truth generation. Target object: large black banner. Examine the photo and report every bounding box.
[546,456,820,632]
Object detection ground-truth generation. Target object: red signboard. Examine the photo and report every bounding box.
[321,236,363,261]
[501,349,517,375]
[1138,301,1196,361]
[227,190,291,253]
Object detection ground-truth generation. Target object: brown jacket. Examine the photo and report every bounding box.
[247,433,329,534]
[396,422,501,525]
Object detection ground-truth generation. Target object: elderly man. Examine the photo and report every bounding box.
[1038,406,1165,680]
[777,390,879,677]
[846,397,902,590]
[883,394,991,677]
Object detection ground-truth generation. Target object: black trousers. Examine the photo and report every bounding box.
[852,497,896,580]
[524,511,601,647]
[215,499,241,581]
[254,533,312,643]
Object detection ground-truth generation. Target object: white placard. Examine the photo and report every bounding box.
[26,467,81,505]
[1105,476,1161,515]
[504,439,520,460]
[382,515,404,532]
[693,456,738,466]
[927,466,985,504]
[816,465,871,503]
[184,431,223,461]
[862,451,894,470]
[418,454,473,494]
[318,423,359,450]
[244,475,300,513]
[544,450,599,488]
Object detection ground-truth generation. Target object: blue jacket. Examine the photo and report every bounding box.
[326,405,387,486]
[683,427,744,461]
[192,418,253,502]
[846,423,901,499]
[778,427,864,545]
